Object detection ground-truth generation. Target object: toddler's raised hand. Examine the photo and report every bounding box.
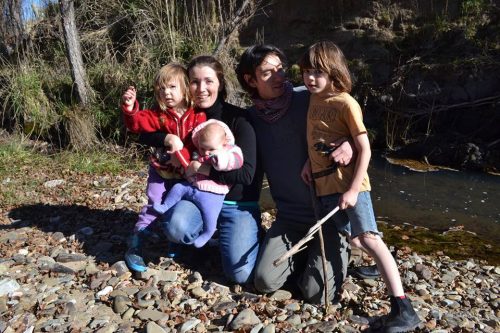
[122,86,136,112]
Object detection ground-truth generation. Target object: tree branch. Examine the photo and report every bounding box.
[273,206,340,267]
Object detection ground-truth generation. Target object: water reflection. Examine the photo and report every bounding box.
[259,153,500,244]
[369,153,500,244]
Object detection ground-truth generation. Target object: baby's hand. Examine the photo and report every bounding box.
[122,86,136,111]
[210,151,229,171]
[164,134,184,153]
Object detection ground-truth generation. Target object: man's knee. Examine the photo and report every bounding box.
[300,276,341,304]
[254,268,279,294]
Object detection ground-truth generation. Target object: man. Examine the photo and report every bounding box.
[236,44,353,303]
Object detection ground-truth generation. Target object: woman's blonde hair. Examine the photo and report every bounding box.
[154,63,192,110]
[298,41,352,93]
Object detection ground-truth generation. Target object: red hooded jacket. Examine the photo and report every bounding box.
[122,101,206,172]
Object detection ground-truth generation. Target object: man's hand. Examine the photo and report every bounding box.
[329,138,354,166]
[122,86,136,112]
[300,158,312,185]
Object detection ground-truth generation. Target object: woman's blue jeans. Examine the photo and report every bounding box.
[160,200,261,284]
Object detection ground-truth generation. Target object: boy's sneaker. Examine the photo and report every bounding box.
[382,296,421,333]
[348,264,381,279]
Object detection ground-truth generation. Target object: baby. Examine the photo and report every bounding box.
[154,119,243,248]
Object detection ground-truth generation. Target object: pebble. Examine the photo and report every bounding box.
[230,308,261,330]
[0,279,20,296]
[147,321,167,333]
[270,289,292,301]
[179,318,200,332]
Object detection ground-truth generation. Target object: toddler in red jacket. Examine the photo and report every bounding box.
[121,63,206,272]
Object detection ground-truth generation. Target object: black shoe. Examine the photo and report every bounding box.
[382,296,421,333]
[348,264,381,279]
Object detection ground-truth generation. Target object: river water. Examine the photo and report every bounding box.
[260,153,500,244]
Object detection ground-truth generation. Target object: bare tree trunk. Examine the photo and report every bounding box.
[59,0,97,149]
[212,0,262,57]
[0,0,24,59]
[59,0,92,107]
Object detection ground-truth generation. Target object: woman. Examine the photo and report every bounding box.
[138,56,262,285]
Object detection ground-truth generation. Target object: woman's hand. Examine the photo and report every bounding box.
[300,158,312,185]
[122,86,136,112]
[339,189,358,210]
[329,138,354,166]
[164,134,184,153]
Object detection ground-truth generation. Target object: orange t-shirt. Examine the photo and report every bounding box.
[307,92,371,196]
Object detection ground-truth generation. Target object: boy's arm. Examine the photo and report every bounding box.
[339,132,371,210]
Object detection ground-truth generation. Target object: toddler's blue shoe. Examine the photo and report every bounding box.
[125,247,147,272]
[124,232,147,272]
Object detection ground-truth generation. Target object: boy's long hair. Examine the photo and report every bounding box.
[154,63,192,111]
[298,41,352,93]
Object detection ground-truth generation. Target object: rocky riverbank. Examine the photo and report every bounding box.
[0,217,499,332]
[1,166,499,332]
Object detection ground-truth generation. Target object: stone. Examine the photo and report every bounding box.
[270,290,292,301]
[43,179,65,188]
[179,318,201,333]
[230,308,261,330]
[286,314,301,326]
[146,322,167,333]
[113,295,131,314]
[261,323,276,333]
[110,261,130,277]
[137,309,167,321]
[191,287,207,299]
[56,253,87,262]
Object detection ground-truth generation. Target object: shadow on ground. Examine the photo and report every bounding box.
[4,203,227,284]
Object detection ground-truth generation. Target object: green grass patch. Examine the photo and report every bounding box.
[56,149,144,174]
[0,138,144,177]
[0,139,53,176]
[379,223,500,265]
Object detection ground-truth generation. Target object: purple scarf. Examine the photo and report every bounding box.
[252,81,293,123]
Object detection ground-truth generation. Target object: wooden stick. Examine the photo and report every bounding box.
[273,206,339,267]
[317,225,329,311]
